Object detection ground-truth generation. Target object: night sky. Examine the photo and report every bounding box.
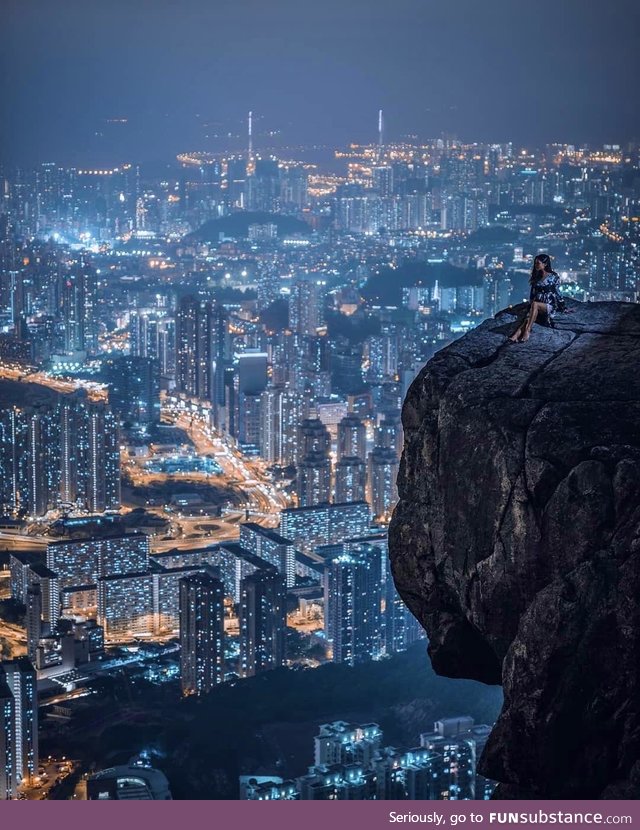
[1,0,639,165]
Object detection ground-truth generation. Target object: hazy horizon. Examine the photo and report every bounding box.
[2,0,640,166]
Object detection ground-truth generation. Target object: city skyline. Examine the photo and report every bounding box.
[0,76,638,797]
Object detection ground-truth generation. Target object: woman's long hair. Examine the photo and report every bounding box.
[530,253,557,284]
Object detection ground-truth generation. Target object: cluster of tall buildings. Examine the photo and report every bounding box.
[0,133,638,799]
[5,498,421,696]
[177,509,421,693]
[10,534,236,651]
[0,384,120,518]
[241,716,495,800]
[0,232,99,366]
[0,155,309,245]
[1,138,637,533]
[171,275,404,520]
[178,562,287,696]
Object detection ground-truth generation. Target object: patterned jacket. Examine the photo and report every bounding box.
[529,272,566,316]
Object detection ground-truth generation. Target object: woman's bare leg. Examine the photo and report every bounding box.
[510,306,532,341]
[521,302,545,341]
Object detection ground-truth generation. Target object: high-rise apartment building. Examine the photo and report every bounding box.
[335,456,367,504]
[101,356,160,425]
[337,414,366,461]
[0,659,38,792]
[368,446,400,521]
[296,452,332,507]
[179,572,226,696]
[175,295,215,400]
[326,550,383,665]
[239,523,296,588]
[239,567,286,678]
[279,502,371,555]
[289,276,325,336]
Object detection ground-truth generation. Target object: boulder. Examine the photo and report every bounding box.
[389,300,640,798]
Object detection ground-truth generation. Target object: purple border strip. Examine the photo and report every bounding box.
[2,800,639,828]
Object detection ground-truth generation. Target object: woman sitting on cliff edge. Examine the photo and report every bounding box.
[509,253,568,342]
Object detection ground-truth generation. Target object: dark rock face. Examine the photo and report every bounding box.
[389,300,640,799]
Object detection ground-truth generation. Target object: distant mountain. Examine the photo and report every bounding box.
[187,211,312,242]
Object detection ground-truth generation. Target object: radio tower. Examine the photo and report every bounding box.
[247,110,254,173]
[377,109,384,162]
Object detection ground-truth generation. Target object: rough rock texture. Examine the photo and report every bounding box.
[389,300,640,799]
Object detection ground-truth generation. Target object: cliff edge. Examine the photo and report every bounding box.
[389,300,640,799]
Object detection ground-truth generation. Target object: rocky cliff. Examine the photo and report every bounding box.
[389,300,640,799]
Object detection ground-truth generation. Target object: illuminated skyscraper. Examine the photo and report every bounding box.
[239,567,286,678]
[130,312,175,376]
[58,395,81,506]
[59,259,97,355]
[86,402,120,512]
[374,412,403,459]
[326,550,383,665]
[0,390,120,519]
[0,680,15,800]
[0,659,38,788]
[365,334,398,383]
[179,572,225,696]
[237,392,262,454]
[248,158,281,212]
[25,405,58,517]
[256,265,281,309]
[337,414,366,461]
[373,165,394,197]
[335,456,367,504]
[289,276,325,336]
[0,406,55,516]
[314,721,383,767]
[298,418,330,458]
[296,452,332,507]
[97,573,154,640]
[102,356,160,425]
[175,295,214,400]
[25,584,42,662]
[259,386,303,465]
[280,165,308,211]
[368,446,399,521]
[483,272,513,316]
[420,718,480,800]
[239,523,296,588]
[0,401,59,518]
[295,416,332,506]
[47,534,149,596]
[59,395,120,513]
